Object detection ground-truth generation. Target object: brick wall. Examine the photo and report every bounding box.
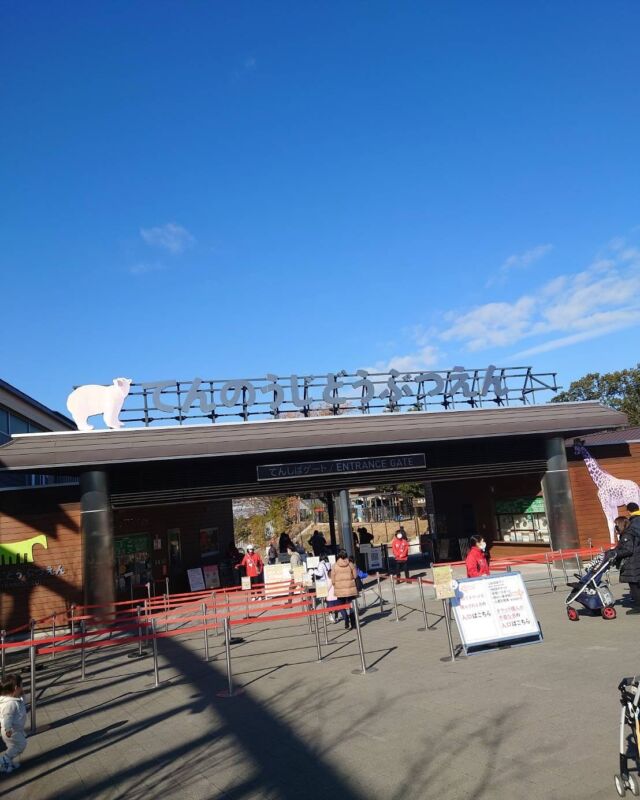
[0,486,82,630]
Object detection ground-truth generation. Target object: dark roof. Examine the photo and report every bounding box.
[0,401,627,472]
[0,379,75,431]
[565,426,640,447]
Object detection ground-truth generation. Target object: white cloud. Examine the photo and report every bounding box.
[486,243,553,286]
[140,223,195,254]
[367,345,441,373]
[442,239,640,356]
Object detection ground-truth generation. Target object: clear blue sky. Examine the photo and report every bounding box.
[2,1,639,416]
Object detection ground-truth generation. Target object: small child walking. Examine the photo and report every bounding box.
[0,674,27,773]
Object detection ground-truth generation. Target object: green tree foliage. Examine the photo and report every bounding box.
[552,364,640,425]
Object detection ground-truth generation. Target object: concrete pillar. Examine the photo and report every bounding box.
[80,470,115,620]
[325,493,337,550]
[337,489,355,559]
[541,437,579,550]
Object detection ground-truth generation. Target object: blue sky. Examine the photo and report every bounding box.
[1,1,639,416]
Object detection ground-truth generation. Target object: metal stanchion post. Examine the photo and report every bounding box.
[29,639,37,734]
[70,604,76,638]
[213,593,220,637]
[202,602,210,662]
[575,552,581,572]
[225,618,233,695]
[443,599,456,662]
[389,574,401,622]
[376,572,384,615]
[313,607,323,662]
[216,617,241,698]
[417,579,430,631]
[544,553,556,591]
[80,620,86,680]
[51,613,57,661]
[307,599,314,634]
[165,576,170,597]
[29,619,36,674]
[0,630,5,681]
[151,619,160,688]
[559,550,568,584]
[164,594,169,633]
[129,604,147,659]
[351,600,377,675]
[146,581,152,606]
[321,600,329,645]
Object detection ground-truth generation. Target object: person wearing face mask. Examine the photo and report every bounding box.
[391,529,410,582]
[465,535,490,578]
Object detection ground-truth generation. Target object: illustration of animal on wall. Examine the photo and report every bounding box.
[0,534,48,565]
[66,377,132,431]
[574,440,640,543]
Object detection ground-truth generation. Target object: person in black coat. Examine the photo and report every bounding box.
[618,503,640,615]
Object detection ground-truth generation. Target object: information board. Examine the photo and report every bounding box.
[432,565,456,599]
[264,563,290,595]
[202,565,220,589]
[451,572,542,654]
[241,576,252,591]
[187,567,205,592]
[362,547,382,571]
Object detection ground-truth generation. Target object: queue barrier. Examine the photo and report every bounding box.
[0,584,374,734]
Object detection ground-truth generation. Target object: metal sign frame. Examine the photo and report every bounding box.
[92,365,559,427]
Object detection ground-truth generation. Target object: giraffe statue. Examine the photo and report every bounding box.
[574,441,640,543]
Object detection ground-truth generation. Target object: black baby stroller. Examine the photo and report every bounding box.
[614,676,640,796]
[565,548,617,621]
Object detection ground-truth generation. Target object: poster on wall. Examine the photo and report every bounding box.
[451,572,542,655]
[187,567,206,592]
[367,547,383,571]
[202,565,220,589]
[199,528,219,558]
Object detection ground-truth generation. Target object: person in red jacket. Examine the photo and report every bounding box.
[391,530,410,582]
[465,536,490,578]
[236,545,264,590]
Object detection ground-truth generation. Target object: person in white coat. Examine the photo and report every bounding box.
[0,674,27,773]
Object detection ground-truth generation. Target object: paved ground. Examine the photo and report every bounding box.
[1,564,638,800]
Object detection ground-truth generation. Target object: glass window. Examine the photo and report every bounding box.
[29,422,45,433]
[9,414,29,434]
[495,497,550,544]
[0,408,8,435]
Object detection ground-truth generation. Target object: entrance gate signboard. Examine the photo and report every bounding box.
[69,366,559,428]
[451,572,542,655]
[257,454,426,481]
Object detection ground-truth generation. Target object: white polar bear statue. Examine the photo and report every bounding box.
[67,378,132,431]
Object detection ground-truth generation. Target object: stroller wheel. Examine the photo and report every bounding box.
[614,773,627,797]
[602,606,617,620]
[628,773,639,796]
[567,606,579,621]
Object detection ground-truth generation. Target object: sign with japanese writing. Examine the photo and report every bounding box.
[241,576,252,591]
[432,565,456,599]
[366,547,383,571]
[187,567,206,592]
[77,366,558,428]
[257,454,425,481]
[452,572,541,654]
[115,534,149,557]
[203,565,220,589]
[264,563,290,593]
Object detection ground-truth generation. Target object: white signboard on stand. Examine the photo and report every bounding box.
[187,567,205,592]
[264,563,291,596]
[451,572,542,654]
[367,547,383,571]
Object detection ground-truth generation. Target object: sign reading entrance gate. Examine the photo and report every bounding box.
[257,453,426,481]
